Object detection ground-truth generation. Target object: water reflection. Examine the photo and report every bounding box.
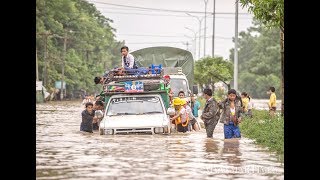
[221,139,242,166]
[204,139,219,154]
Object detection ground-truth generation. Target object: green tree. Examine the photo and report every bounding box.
[239,0,284,114]
[194,57,233,90]
[229,21,281,99]
[36,0,124,98]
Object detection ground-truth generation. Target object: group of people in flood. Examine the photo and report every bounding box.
[169,91,201,133]
[79,45,278,139]
[199,86,277,139]
[80,100,105,133]
[169,88,247,139]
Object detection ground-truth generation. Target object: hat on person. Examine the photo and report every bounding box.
[173,98,182,106]
[181,98,187,105]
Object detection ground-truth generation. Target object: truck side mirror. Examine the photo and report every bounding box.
[192,85,198,95]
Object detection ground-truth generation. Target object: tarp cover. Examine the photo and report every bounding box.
[131,46,194,90]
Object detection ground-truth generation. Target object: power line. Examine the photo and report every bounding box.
[118,34,185,38]
[99,10,253,19]
[128,41,183,44]
[94,5,253,16]
[118,33,232,39]
[125,38,232,44]
[89,1,250,15]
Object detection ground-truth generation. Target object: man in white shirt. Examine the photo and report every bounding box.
[121,46,138,69]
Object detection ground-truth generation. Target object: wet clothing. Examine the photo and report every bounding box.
[204,120,219,138]
[185,105,195,120]
[201,97,220,138]
[224,121,241,139]
[189,118,197,126]
[179,107,188,124]
[177,124,188,133]
[218,98,243,139]
[185,105,196,131]
[174,107,189,132]
[92,123,99,130]
[218,98,242,125]
[80,110,95,133]
[92,109,104,131]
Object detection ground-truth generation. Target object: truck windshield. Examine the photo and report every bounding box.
[106,96,164,116]
[170,79,188,97]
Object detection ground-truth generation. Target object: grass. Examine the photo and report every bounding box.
[239,109,284,162]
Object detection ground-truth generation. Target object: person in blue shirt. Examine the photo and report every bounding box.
[191,94,200,117]
[191,94,201,131]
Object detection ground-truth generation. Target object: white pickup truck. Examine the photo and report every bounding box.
[99,92,172,135]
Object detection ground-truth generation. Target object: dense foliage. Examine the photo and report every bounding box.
[229,21,281,99]
[36,0,124,96]
[194,56,233,90]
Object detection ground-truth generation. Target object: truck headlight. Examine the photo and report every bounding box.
[154,127,164,134]
[105,129,114,135]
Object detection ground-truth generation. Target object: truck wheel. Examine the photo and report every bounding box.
[99,129,105,135]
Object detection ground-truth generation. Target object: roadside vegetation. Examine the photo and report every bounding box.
[240,109,284,161]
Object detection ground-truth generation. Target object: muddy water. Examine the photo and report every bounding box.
[36,100,284,179]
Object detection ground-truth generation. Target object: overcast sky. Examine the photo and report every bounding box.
[88,0,254,60]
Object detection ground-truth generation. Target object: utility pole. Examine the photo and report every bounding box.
[186,13,204,60]
[60,30,68,100]
[182,41,190,51]
[184,35,197,59]
[185,27,198,59]
[212,0,216,57]
[199,19,202,59]
[36,49,39,81]
[280,30,284,115]
[203,0,208,57]
[37,31,52,87]
[234,0,239,91]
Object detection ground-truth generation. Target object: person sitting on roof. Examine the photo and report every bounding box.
[121,46,138,69]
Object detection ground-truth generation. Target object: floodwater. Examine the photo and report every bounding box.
[36,100,284,179]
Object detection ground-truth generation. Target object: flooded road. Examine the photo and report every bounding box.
[36,100,284,179]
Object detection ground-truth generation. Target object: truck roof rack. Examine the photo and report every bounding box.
[102,90,167,96]
[100,67,170,95]
[103,68,164,84]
